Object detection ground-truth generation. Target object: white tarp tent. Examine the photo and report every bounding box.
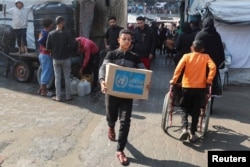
[189,0,250,84]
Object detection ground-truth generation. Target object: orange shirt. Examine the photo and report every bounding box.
[170,52,216,88]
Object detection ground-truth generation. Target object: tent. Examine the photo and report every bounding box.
[189,0,250,85]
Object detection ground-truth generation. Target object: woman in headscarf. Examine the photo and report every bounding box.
[174,22,196,66]
[195,17,225,113]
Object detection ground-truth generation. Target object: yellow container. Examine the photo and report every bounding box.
[81,74,92,87]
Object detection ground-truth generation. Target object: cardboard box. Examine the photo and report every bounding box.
[105,63,152,100]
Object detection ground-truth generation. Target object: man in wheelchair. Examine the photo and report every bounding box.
[169,40,216,142]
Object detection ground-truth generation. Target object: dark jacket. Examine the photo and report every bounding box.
[195,17,225,95]
[174,22,195,65]
[105,25,124,50]
[195,18,225,69]
[132,24,156,58]
[46,29,75,60]
[99,49,145,81]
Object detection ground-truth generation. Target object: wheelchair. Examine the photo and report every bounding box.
[161,84,212,139]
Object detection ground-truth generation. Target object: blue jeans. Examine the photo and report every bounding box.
[53,58,71,99]
[39,53,53,85]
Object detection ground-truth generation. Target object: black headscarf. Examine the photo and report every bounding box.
[174,22,195,65]
[195,17,225,95]
[202,17,216,33]
[195,17,225,67]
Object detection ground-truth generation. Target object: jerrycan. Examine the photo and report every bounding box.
[77,79,91,96]
[70,77,79,95]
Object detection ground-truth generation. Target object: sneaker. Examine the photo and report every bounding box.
[179,129,189,141]
[189,134,198,142]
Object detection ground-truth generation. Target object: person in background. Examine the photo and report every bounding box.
[4,0,33,54]
[37,19,54,96]
[104,16,124,51]
[46,16,75,102]
[76,36,100,92]
[99,29,151,165]
[158,23,168,55]
[150,21,159,57]
[174,22,196,66]
[189,20,200,35]
[133,16,155,69]
[127,23,135,31]
[195,17,225,114]
[170,40,216,142]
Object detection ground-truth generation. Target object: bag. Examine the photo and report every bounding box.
[212,72,222,96]
[224,49,232,66]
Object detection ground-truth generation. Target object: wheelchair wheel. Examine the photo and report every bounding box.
[201,98,211,136]
[161,92,172,132]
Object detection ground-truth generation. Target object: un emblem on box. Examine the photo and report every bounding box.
[105,63,152,99]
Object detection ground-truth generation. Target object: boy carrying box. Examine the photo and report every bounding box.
[99,29,151,165]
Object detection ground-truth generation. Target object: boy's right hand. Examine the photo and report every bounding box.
[206,84,212,95]
[100,80,107,94]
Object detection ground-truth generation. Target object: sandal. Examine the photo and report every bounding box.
[189,134,198,142]
[52,96,61,102]
[41,91,54,97]
[108,127,116,141]
[37,87,42,94]
[116,151,129,165]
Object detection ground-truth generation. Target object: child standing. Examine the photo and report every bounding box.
[5,0,33,54]
[37,19,54,96]
[170,40,216,142]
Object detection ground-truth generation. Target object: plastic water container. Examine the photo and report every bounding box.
[85,80,91,95]
[77,80,91,96]
[80,74,93,88]
[71,77,79,95]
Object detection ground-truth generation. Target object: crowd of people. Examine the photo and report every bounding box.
[128,2,179,15]
[1,1,228,165]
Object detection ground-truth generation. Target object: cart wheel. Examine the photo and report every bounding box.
[37,65,55,89]
[201,98,211,136]
[13,60,34,83]
[161,92,172,132]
